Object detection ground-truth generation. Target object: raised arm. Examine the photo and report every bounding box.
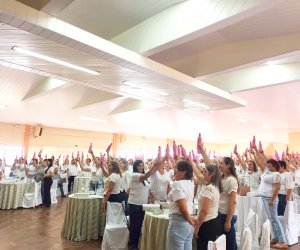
[139,159,161,182]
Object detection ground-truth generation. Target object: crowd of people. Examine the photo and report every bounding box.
[0,136,300,250]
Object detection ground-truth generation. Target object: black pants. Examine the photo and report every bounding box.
[68,176,75,193]
[58,182,65,196]
[218,213,237,250]
[197,217,222,250]
[43,178,53,207]
[129,204,145,247]
[120,190,129,215]
[278,194,287,216]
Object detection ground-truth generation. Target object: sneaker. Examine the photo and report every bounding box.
[272,242,288,249]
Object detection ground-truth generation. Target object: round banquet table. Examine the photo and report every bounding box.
[73,176,90,193]
[0,180,35,209]
[61,194,106,241]
[140,211,197,250]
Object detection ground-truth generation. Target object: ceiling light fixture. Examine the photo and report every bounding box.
[12,46,100,75]
[183,99,210,109]
[262,124,270,129]
[236,118,248,123]
[265,61,277,66]
[123,81,168,96]
[80,116,106,122]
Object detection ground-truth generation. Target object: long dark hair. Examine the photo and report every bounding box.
[223,157,238,182]
[206,164,223,193]
[109,160,122,177]
[133,160,147,186]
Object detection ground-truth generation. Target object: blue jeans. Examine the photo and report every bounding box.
[261,195,286,243]
[218,213,237,250]
[167,213,194,250]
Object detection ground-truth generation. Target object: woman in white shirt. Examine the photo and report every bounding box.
[278,160,294,216]
[218,157,238,250]
[149,161,172,203]
[102,160,122,208]
[194,164,222,250]
[119,158,131,214]
[67,159,78,194]
[128,159,160,248]
[258,159,288,249]
[43,158,54,207]
[167,160,196,250]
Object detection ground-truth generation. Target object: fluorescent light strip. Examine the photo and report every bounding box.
[12,46,99,75]
[123,82,168,96]
[182,99,210,109]
[237,118,248,123]
[80,116,106,122]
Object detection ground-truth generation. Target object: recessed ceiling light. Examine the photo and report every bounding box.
[80,116,106,122]
[237,118,248,123]
[123,82,168,96]
[183,99,210,109]
[12,46,100,75]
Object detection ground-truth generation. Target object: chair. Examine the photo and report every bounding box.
[246,209,260,250]
[259,219,271,250]
[278,200,299,245]
[22,192,35,208]
[50,179,58,204]
[35,181,43,206]
[23,180,40,208]
[239,224,252,250]
[101,202,129,250]
[207,234,226,250]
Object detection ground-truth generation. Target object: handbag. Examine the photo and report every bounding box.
[58,177,66,185]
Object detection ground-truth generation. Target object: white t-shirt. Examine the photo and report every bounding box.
[90,166,103,182]
[168,179,194,215]
[107,173,121,194]
[219,176,238,214]
[67,164,78,176]
[248,171,261,192]
[198,184,220,222]
[45,166,54,174]
[27,165,36,177]
[279,171,294,195]
[149,171,172,201]
[128,173,150,205]
[258,169,281,197]
[120,170,131,192]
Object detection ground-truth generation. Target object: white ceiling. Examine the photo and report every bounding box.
[0,0,299,144]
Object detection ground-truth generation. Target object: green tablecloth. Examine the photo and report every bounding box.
[73,177,90,193]
[140,211,197,250]
[0,181,35,209]
[61,194,106,241]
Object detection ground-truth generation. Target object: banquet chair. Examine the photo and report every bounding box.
[259,219,270,250]
[22,191,35,208]
[22,180,38,208]
[239,224,252,250]
[101,201,129,250]
[207,234,226,250]
[35,181,43,206]
[50,179,58,204]
[246,209,260,250]
[278,200,299,245]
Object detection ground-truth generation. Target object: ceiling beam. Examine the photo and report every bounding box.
[204,62,300,93]
[111,0,279,56]
[22,78,67,101]
[165,33,300,79]
[16,0,73,15]
[109,99,162,115]
[72,90,122,109]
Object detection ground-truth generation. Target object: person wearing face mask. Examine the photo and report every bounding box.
[128,159,160,249]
